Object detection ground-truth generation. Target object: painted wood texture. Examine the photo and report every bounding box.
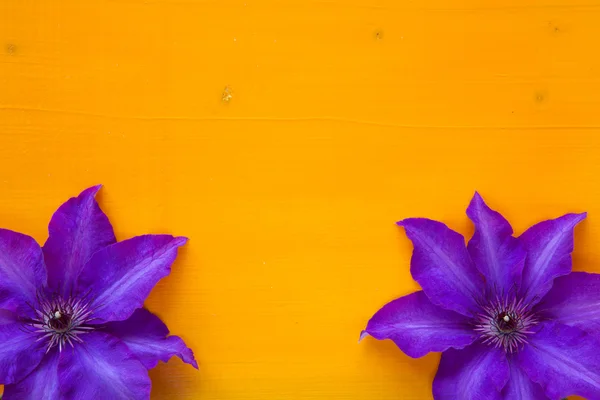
[1,0,599,398]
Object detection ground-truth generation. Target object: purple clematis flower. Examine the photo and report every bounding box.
[362,193,600,400]
[0,186,197,399]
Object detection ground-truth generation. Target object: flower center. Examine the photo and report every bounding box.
[495,311,518,332]
[48,310,71,332]
[26,293,95,352]
[474,296,537,353]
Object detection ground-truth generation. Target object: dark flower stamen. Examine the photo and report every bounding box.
[25,292,95,352]
[474,295,538,353]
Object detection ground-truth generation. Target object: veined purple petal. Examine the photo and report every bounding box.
[362,291,476,358]
[0,229,46,315]
[501,358,547,400]
[43,185,116,297]
[0,309,46,384]
[519,213,586,305]
[433,342,509,400]
[58,332,151,400]
[3,350,60,400]
[516,322,600,399]
[104,308,198,369]
[398,218,483,316]
[77,235,187,323]
[535,272,600,336]
[466,193,526,294]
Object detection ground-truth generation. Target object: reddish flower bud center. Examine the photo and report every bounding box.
[48,310,71,332]
[495,311,518,332]
[474,296,538,353]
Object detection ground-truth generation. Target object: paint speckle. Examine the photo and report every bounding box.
[222,86,233,102]
[548,21,564,35]
[233,37,237,42]
[375,30,383,40]
[535,91,547,103]
[6,44,15,55]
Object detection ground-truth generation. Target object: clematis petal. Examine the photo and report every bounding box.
[58,331,151,400]
[398,218,483,316]
[104,308,198,369]
[500,357,547,400]
[3,350,60,400]
[519,212,586,305]
[362,291,476,358]
[433,342,509,400]
[43,185,116,297]
[466,193,526,294]
[516,321,600,399]
[77,235,187,323]
[0,309,46,384]
[535,272,600,336]
[0,229,46,315]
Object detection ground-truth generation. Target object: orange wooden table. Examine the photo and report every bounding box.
[1,0,599,398]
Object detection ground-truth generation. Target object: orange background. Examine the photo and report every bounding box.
[1,0,600,398]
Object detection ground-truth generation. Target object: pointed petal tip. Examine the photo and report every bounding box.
[183,348,199,369]
[466,191,489,213]
[81,184,103,197]
[174,236,189,246]
[571,212,587,226]
[396,218,421,228]
[561,211,587,226]
[359,330,369,343]
[396,218,440,231]
[396,217,421,227]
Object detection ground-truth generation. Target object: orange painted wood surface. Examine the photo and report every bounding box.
[1,0,599,398]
